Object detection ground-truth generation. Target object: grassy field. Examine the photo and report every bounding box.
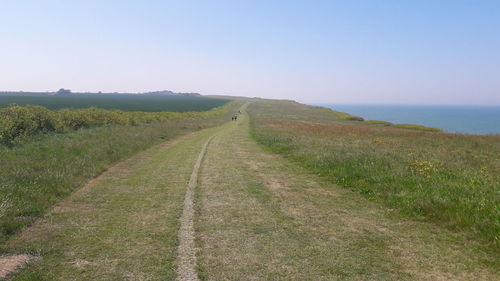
[247,99,499,249]
[3,103,496,280]
[0,101,239,246]
[0,93,229,112]
[2,100,498,280]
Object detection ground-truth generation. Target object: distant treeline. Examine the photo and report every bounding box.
[0,103,231,145]
[0,90,200,96]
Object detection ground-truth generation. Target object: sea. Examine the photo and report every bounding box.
[320,105,500,135]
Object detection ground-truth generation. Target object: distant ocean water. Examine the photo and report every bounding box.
[321,105,500,135]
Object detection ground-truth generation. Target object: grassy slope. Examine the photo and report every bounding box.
[196,107,497,280]
[0,102,239,245]
[247,99,499,249]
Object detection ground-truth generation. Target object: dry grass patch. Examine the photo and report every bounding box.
[0,255,33,279]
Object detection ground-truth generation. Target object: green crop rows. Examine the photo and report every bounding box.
[0,93,228,112]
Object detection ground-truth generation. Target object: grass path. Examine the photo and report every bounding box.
[196,108,498,280]
[4,127,222,280]
[3,104,498,280]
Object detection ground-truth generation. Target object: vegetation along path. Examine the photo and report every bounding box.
[3,104,498,280]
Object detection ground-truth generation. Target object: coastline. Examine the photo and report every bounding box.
[318,104,500,135]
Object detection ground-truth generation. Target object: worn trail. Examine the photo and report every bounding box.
[175,135,214,281]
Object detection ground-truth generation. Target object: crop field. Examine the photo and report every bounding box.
[0,93,229,112]
[248,99,500,249]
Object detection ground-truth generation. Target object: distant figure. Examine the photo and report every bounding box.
[232,115,238,121]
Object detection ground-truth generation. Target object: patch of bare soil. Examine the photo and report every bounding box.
[53,201,95,213]
[0,254,32,279]
[233,143,278,182]
[246,160,262,170]
[259,174,288,190]
[70,258,93,268]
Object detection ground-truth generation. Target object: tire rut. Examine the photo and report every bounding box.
[175,135,215,281]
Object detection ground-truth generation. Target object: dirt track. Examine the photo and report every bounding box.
[176,136,214,281]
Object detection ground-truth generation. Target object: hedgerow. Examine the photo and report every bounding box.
[0,104,230,145]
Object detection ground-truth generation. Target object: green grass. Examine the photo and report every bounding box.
[247,100,500,249]
[0,102,239,245]
[6,126,224,280]
[3,101,497,279]
[0,93,229,112]
[196,106,498,280]
[197,111,405,280]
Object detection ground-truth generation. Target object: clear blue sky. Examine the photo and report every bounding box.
[1,0,499,105]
